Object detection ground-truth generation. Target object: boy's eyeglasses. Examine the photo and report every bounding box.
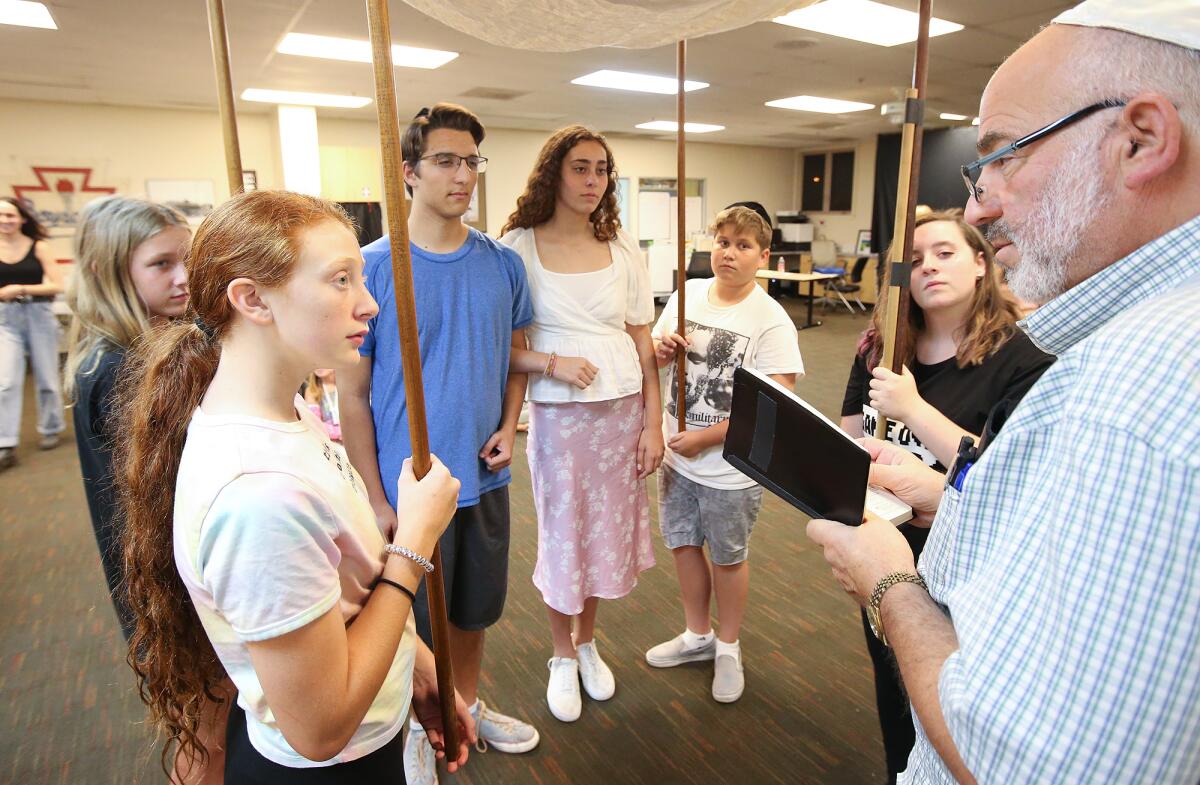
[418,152,488,173]
[961,99,1125,202]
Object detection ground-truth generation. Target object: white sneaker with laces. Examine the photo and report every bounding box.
[546,657,582,722]
[471,699,540,753]
[403,721,438,785]
[575,641,615,700]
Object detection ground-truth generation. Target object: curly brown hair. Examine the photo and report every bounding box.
[113,190,355,777]
[859,209,1024,369]
[501,125,621,242]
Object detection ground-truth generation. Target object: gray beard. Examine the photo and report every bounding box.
[988,130,1110,304]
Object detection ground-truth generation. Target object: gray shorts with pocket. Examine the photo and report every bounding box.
[658,465,764,565]
[412,485,510,642]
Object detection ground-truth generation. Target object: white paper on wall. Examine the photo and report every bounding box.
[638,190,671,241]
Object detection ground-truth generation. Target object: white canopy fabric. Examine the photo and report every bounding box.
[401,0,814,51]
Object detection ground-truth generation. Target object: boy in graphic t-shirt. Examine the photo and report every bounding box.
[646,205,804,703]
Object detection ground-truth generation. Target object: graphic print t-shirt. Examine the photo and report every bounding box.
[653,278,804,489]
[840,329,1053,471]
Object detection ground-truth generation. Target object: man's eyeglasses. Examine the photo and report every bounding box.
[418,152,488,173]
[961,99,1125,202]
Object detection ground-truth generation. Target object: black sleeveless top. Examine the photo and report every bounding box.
[0,242,43,287]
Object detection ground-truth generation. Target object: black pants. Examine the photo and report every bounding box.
[225,708,406,784]
[863,523,930,781]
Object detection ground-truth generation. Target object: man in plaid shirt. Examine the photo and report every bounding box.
[808,2,1200,783]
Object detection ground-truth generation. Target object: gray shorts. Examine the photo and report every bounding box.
[412,486,510,641]
[658,465,764,565]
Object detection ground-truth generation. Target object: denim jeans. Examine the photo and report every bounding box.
[0,300,65,448]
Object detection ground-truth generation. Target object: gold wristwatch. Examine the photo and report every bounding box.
[867,571,927,647]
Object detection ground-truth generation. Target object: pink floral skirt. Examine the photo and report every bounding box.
[527,393,655,615]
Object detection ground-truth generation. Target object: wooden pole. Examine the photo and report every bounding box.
[875,0,931,440]
[364,0,459,756]
[675,40,688,432]
[205,0,243,197]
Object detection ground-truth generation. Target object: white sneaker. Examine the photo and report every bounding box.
[403,721,438,785]
[712,649,745,703]
[575,641,615,701]
[546,657,582,722]
[645,633,716,668]
[471,699,540,753]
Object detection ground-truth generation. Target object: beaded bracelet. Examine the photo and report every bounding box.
[384,543,435,573]
[544,352,558,378]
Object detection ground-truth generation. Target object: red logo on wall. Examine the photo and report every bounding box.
[11,166,117,227]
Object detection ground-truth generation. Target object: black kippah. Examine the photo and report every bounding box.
[725,201,772,229]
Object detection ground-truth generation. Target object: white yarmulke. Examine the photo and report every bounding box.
[1053,0,1200,51]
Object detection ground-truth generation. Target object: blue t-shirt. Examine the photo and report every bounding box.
[360,228,533,508]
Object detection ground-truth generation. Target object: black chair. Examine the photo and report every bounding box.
[825,255,870,312]
[686,250,713,279]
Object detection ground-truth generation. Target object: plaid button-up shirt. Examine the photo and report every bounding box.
[902,214,1200,785]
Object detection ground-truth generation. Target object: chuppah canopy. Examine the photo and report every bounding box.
[401,0,813,51]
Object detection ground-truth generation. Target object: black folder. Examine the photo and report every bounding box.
[723,366,874,526]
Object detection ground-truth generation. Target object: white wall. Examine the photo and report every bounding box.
[0,99,283,260]
[2,98,868,259]
[301,120,799,240]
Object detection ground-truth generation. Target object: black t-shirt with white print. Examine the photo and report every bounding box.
[841,329,1054,473]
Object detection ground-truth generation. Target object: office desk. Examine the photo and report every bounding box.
[756,269,839,330]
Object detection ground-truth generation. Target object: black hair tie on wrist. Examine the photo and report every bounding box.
[376,577,417,604]
[193,318,217,341]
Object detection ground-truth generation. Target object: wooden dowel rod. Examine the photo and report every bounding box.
[675,39,688,432]
[875,0,932,440]
[364,0,459,757]
[205,0,243,197]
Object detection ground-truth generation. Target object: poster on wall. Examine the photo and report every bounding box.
[146,179,216,224]
[11,166,117,228]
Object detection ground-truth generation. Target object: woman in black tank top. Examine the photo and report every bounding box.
[0,196,65,470]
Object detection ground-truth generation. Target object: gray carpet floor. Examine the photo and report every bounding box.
[0,297,890,785]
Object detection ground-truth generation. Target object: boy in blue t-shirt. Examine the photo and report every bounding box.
[339,103,537,783]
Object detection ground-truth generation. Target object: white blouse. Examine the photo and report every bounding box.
[500,226,654,404]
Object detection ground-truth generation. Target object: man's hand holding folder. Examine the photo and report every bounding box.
[806,512,915,606]
[858,438,944,527]
[806,438,945,604]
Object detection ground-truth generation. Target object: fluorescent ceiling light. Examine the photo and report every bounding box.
[572,70,708,95]
[241,89,371,109]
[773,0,963,47]
[765,95,874,114]
[0,0,56,29]
[636,121,724,133]
[277,33,458,69]
[972,117,981,126]
[939,112,968,121]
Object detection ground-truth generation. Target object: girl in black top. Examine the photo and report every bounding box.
[63,197,190,639]
[840,209,1053,782]
[0,196,65,469]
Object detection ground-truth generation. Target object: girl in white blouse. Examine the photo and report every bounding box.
[501,126,663,723]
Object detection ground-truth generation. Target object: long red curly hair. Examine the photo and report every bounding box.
[502,125,621,241]
[113,190,355,777]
